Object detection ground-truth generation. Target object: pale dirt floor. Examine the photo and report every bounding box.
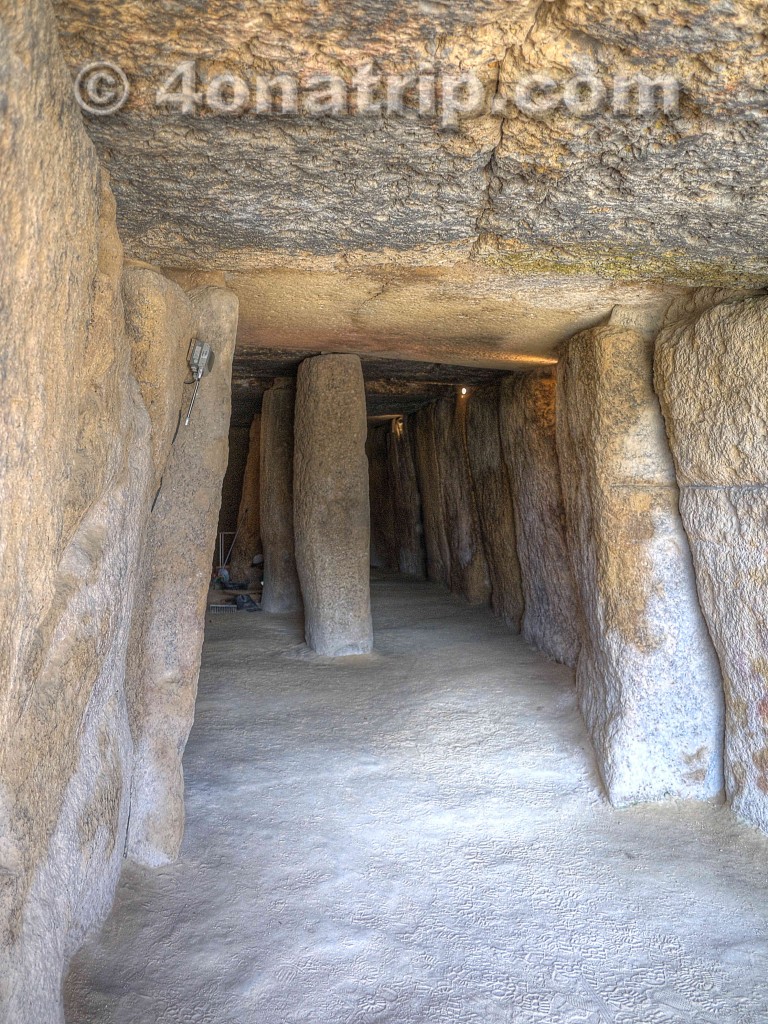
[65,572,768,1023]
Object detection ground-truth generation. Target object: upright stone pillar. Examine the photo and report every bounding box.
[413,402,451,587]
[557,309,724,807]
[229,414,262,584]
[432,395,491,605]
[467,385,524,630]
[260,378,302,613]
[499,369,580,665]
[294,355,373,656]
[386,418,427,579]
[655,293,768,834]
[127,285,238,865]
[367,423,397,570]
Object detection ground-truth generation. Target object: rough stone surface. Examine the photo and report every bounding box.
[367,425,397,571]
[126,286,238,866]
[367,420,427,579]
[219,270,677,371]
[655,295,768,834]
[499,371,580,666]
[386,419,427,579]
[55,1,768,281]
[0,4,154,1019]
[557,314,724,806]
[216,424,250,546]
[122,265,195,487]
[229,415,262,583]
[412,404,451,588]
[294,356,373,656]
[121,264,198,861]
[466,385,524,631]
[431,396,491,606]
[260,380,302,614]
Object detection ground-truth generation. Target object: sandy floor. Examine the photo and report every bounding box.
[66,572,768,1023]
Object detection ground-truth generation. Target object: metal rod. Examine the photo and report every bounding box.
[224,526,241,566]
[184,377,202,426]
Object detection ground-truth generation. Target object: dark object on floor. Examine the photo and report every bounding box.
[209,604,238,615]
[236,594,261,612]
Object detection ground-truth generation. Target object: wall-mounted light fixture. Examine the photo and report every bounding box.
[460,387,468,396]
[185,339,215,426]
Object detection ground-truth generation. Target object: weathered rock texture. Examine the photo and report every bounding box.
[432,396,491,605]
[499,371,580,666]
[655,294,768,833]
[294,356,373,656]
[123,267,196,485]
[558,313,724,806]
[413,404,451,588]
[386,419,427,580]
[410,395,492,605]
[260,379,302,614]
[466,386,524,631]
[216,424,251,549]
[0,5,145,1019]
[367,424,397,571]
[367,420,427,580]
[55,0,768,282]
[126,286,238,866]
[121,268,197,840]
[0,3,233,1016]
[229,415,262,583]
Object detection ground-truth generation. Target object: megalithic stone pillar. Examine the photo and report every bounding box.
[294,354,373,656]
[556,307,724,807]
[260,378,303,613]
[229,414,262,584]
[127,285,238,866]
[499,369,580,666]
[655,293,768,835]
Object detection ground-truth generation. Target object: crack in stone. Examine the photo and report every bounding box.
[471,0,558,257]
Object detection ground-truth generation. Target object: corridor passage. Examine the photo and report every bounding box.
[66,574,768,1023]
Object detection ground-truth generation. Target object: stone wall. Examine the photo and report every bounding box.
[367,420,427,579]
[229,415,262,583]
[126,287,238,867]
[404,388,534,625]
[432,396,491,605]
[557,312,724,806]
[413,403,452,587]
[386,419,427,580]
[0,5,239,1015]
[400,394,493,605]
[466,385,524,631]
[499,371,580,665]
[260,379,302,614]
[0,4,140,1017]
[367,424,398,570]
[216,424,251,563]
[655,293,768,833]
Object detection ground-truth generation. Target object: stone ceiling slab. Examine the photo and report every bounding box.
[54,0,768,281]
